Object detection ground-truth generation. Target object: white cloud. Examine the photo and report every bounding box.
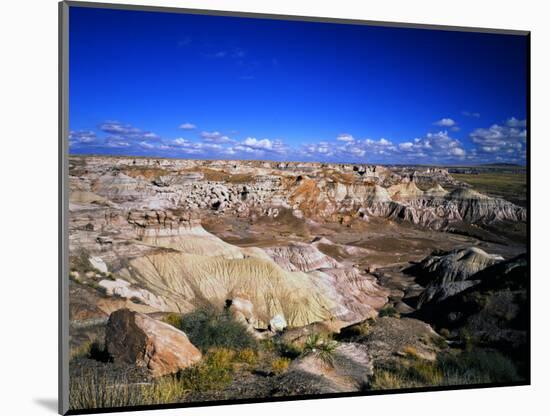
[238,137,288,155]
[98,121,159,142]
[506,117,527,128]
[470,118,527,157]
[69,130,96,144]
[200,131,232,143]
[434,118,456,127]
[450,147,466,157]
[139,141,155,149]
[179,122,196,130]
[399,142,414,151]
[337,134,355,142]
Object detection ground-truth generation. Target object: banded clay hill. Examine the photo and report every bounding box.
[68,156,528,410]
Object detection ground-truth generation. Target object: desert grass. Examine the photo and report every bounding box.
[69,346,254,410]
[370,349,521,390]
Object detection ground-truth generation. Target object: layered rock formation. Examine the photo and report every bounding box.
[69,156,526,230]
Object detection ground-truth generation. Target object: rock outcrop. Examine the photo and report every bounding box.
[405,247,504,306]
[105,309,202,377]
[412,253,528,354]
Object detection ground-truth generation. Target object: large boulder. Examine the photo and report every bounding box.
[105,308,202,377]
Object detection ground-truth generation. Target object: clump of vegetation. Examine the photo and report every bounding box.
[302,333,338,366]
[169,347,240,394]
[275,340,303,359]
[70,337,111,363]
[370,348,521,390]
[70,340,95,361]
[270,357,291,375]
[378,306,400,318]
[162,312,183,329]
[172,306,258,353]
[70,249,93,274]
[336,319,374,341]
[439,328,451,338]
[237,348,258,365]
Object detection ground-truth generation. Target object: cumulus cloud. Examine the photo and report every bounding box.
[168,137,224,155]
[469,118,526,158]
[301,141,334,158]
[200,131,232,143]
[237,137,288,155]
[434,118,456,127]
[399,142,414,151]
[179,122,196,130]
[340,131,466,162]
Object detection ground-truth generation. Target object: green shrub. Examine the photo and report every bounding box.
[162,313,183,329]
[176,347,236,392]
[178,306,258,353]
[378,306,400,318]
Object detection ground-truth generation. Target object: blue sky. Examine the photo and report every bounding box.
[69,6,528,165]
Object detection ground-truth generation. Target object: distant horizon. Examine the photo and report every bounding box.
[69,152,527,168]
[69,7,528,166]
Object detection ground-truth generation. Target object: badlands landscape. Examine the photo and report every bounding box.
[68,156,528,410]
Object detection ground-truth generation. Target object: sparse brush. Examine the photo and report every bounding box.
[69,370,145,410]
[369,348,522,391]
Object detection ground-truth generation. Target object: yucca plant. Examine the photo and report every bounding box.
[302,333,338,366]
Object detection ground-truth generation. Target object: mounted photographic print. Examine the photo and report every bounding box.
[59,1,530,414]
